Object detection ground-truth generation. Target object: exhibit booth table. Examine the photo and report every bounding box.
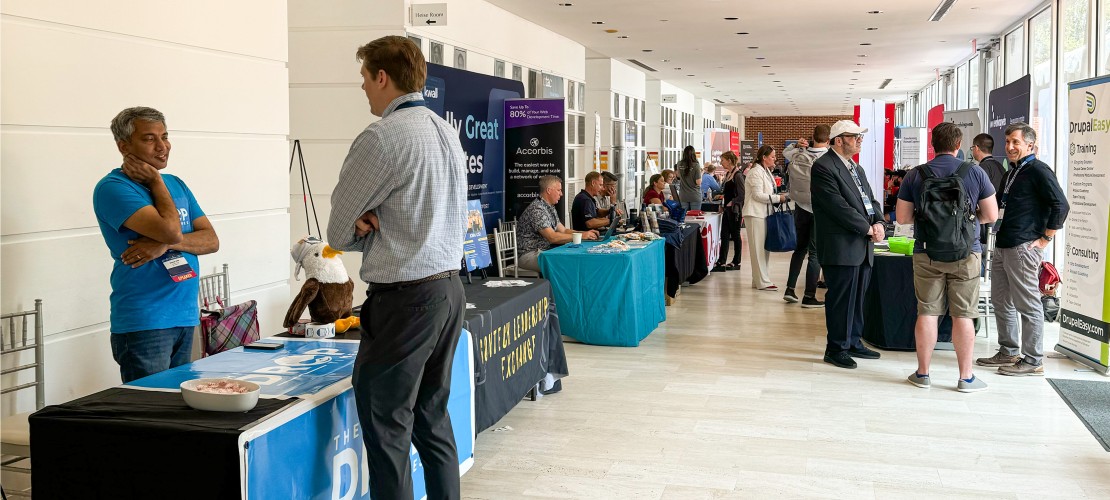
[30,337,474,500]
[459,278,568,432]
[664,224,709,298]
[863,253,953,350]
[539,239,666,347]
[685,212,723,267]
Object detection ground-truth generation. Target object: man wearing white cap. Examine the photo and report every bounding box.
[810,120,886,369]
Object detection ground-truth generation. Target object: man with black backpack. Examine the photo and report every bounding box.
[896,122,998,392]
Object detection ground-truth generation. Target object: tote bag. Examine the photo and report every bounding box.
[201,299,261,356]
[764,196,797,252]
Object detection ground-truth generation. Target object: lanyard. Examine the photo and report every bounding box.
[1001,155,1034,203]
[846,162,876,216]
[394,100,427,111]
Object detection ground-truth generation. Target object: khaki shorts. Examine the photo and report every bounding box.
[912,252,981,318]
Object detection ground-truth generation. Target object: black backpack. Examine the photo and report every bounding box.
[914,161,977,262]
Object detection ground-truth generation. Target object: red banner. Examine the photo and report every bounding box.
[926,104,945,161]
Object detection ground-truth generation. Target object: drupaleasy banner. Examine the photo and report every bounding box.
[503,98,566,221]
[987,75,1031,159]
[425,63,525,231]
[1056,76,1110,374]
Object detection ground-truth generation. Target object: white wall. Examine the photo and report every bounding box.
[0,1,291,414]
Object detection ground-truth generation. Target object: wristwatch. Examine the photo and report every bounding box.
[1041,234,1053,242]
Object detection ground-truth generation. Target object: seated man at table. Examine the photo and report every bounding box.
[595,171,622,218]
[518,175,599,272]
[571,171,611,231]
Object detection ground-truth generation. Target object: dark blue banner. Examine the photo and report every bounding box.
[425,64,525,231]
[987,74,1030,158]
[504,98,566,221]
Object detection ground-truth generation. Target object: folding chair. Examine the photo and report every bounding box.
[2,299,44,498]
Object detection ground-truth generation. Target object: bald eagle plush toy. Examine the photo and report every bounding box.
[283,237,360,333]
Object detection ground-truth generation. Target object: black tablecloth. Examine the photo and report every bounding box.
[462,278,567,432]
[29,388,297,500]
[665,224,709,298]
[863,254,953,350]
[287,278,568,433]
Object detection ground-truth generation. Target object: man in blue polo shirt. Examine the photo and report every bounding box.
[93,107,220,383]
[897,122,997,392]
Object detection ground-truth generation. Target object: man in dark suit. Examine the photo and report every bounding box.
[810,120,886,369]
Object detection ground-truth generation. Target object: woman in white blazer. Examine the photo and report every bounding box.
[743,145,789,290]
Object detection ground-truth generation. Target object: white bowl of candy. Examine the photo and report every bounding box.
[180,378,260,412]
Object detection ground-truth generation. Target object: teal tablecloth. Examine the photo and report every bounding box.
[538,239,666,346]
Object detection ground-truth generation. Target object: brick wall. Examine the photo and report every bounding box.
[744,115,852,168]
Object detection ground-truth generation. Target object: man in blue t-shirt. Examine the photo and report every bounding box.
[93,107,220,383]
[896,122,997,393]
[571,171,609,231]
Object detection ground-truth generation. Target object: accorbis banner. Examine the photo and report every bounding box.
[987,75,1031,159]
[1056,76,1110,374]
[503,98,566,221]
[425,63,525,231]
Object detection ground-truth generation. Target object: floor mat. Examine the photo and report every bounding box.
[1047,378,1110,451]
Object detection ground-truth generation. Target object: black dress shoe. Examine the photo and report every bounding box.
[823,351,857,369]
[848,345,881,359]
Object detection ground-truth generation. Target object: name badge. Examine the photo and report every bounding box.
[993,208,1005,234]
[160,250,197,282]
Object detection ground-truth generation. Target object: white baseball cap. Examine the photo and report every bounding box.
[830,120,868,139]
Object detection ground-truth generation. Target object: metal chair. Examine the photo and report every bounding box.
[977,232,995,338]
[492,229,522,278]
[197,264,230,357]
[1,299,44,497]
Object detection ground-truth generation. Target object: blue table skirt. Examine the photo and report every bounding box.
[538,239,666,346]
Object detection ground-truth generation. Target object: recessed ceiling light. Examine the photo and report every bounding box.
[642,49,653,52]
[858,54,868,58]
[591,21,604,24]
[724,17,739,20]
[662,59,670,62]
[866,27,879,30]
[768,72,775,75]
[557,2,572,5]
[686,74,695,76]
[748,46,759,49]
[860,43,871,46]
[853,70,861,73]
[660,19,669,22]
[604,29,619,33]
[772,80,781,82]
[674,67,682,70]
[617,35,628,38]
[850,78,858,81]
[736,32,749,35]
[762,65,771,68]
[938,40,947,43]
[857,63,866,66]
[756,57,766,60]
[868,10,883,14]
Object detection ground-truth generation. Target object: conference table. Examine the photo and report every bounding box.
[664,223,709,298]
[863,253,953,350]
[29,337,474,500]
[539,239,666,347]
[686,212,723,267]
[294,277,568,433]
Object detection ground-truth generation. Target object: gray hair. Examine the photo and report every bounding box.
[1004,122,1037,144]
[538,175,562,192]
[111,107,166,142]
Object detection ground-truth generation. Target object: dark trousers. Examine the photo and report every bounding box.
[716,209,743,266]
[823,262,872,353]
[354,275,465,500]
[785,208,820,298]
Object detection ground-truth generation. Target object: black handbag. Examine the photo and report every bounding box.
[764,196,797,252]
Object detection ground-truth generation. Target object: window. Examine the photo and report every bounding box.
[1028,8,1054,168]
[1005,25,1025,84]
[1101,0,1110,75]
[1061,0,1092,85]
[969,55,981,109]
[956,62,969,109]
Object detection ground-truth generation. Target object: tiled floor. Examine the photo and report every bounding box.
[460,249,1110,499]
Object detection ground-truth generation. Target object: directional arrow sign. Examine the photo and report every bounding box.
[411,3,448,27]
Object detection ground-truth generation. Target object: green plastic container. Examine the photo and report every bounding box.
[888,237,914,256]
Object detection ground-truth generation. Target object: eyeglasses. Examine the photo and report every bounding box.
[840,133,864,140]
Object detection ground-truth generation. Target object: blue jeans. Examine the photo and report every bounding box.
[110,326,194,383]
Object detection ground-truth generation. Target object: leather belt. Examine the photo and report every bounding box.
[368,270,457,294]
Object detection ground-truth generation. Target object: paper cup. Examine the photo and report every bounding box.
[572,233,582,244]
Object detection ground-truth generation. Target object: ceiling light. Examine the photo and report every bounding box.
[756,57,766,60]
[860,43,871,46]
[928,0,957,22]
[724,17,739,20]
[604,29,618,33]
[557,2,572,5]
[853,70,861,73]
[642,49,653,52]
[660,19,669,22]
[591,21,604,24]
[868,10,883,14]
[748,46,759,49]
[858,54,868,58]
[762,65,771,68]
[857,63,866,66]
[686,74,695,76]
[866,27,879,31]
[736,32,749,35]
[674,67,682,70]
[878,78,892,89]
[662,59,670,62]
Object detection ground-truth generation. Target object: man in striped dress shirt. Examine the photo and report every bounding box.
[327,36,467,500]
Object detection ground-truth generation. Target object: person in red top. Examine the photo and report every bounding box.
[643,173,666,206]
